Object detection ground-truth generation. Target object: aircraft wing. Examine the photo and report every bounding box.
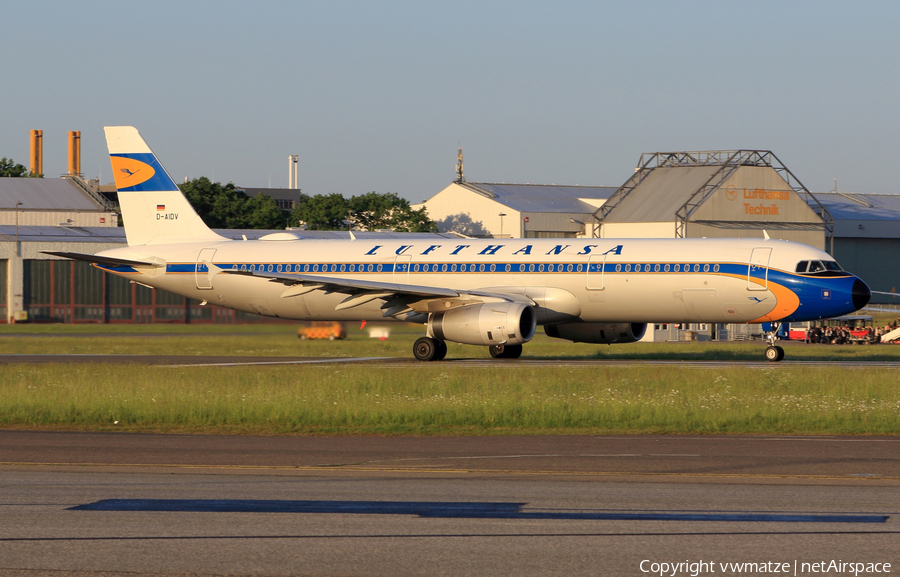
[42,251,166,269]
[221,269,534,317]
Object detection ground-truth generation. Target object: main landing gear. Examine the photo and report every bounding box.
[413,337,447,361]
[764,322,785,362]
[489,344,523,359]
[412,338,525,361]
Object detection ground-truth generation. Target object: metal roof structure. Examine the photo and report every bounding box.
[0,225,125,244]
[458,182,616,214]
[594,150,833,242]
[812,192,900,221]
[0,178,105,211]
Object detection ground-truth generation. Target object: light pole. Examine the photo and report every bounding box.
[15,202,22,257]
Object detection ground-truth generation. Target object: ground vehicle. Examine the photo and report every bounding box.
[298,322,346,340]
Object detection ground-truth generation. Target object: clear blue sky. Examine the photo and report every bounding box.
[3,0,898,202]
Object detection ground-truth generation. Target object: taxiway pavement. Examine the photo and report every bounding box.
[1,432,898,576]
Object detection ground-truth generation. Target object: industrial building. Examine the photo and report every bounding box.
[417,181,615,238]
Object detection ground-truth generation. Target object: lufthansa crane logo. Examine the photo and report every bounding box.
[110,155,156,189]
[725,185,738,201]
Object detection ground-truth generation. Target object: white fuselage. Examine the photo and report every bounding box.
[96,236,856,325]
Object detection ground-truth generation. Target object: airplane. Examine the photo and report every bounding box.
[46,126,871,362]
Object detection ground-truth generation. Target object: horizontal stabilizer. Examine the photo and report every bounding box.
[42,251,165,269]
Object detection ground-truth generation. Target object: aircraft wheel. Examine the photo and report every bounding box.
[489,344,523,359]
[765,345,784,362]
[434,340,448,361]
[414,337,443,361]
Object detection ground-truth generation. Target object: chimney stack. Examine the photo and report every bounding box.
[68,131,82,176]
[30,129,43,176]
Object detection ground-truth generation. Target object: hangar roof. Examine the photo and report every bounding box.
[0,178,104,211]
[598,166,722,222]
[813,192,900,221]
[459,182,615,214]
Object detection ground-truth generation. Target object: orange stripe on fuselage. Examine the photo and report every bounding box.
[747,278,799,323]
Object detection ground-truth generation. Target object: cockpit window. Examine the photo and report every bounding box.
[797,260,844,275]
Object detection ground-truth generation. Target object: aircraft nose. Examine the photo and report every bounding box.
[852,278,871,310]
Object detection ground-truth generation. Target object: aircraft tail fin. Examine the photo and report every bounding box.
[104,126,226,246]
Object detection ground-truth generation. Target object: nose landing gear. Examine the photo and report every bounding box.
[764,322,785,362]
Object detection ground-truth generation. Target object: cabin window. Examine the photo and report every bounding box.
[376,264,382,272]
[340,264,346,272]
[693,264,700,272]
[664,264,670,272]
[505,264,511,272]
[479,264,486,272]
[703,264,710,272]
[276,265,282,272]
[654,264,661,272]
[615,264,621,272]
[625,264,631,272]
[490,264,496,272]
[713,264,720,272]
[367,264,374,272]
[674,264,680,272]
[538,264,545,272]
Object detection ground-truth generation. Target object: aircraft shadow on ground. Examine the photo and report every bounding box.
[69,499,887,523]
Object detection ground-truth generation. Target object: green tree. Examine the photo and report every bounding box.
[292,193,350,230]
[348,192,436,232]
[291,191,436,232]
[179,177,287,229]
[0,157,38,177]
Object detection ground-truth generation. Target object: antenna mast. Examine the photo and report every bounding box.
[456,147,464,183]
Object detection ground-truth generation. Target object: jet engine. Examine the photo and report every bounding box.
[544,322,646,344]
[429,302,537,346]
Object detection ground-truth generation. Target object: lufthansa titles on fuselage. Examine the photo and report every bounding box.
[364,243,624,257]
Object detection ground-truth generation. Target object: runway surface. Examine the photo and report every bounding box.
[3,353,900,369]
[1,432,898,576]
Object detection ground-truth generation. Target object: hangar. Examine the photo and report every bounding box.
[417,181,615,238]
[812,192,900,304]
[594,150,832,250]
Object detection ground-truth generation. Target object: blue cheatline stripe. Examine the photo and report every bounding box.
[69,499,888,523]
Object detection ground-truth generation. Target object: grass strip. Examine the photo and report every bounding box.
[2,364,898,436]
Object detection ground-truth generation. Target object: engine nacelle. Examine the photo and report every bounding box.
[429,303,537,346]
[544,322,646,344]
